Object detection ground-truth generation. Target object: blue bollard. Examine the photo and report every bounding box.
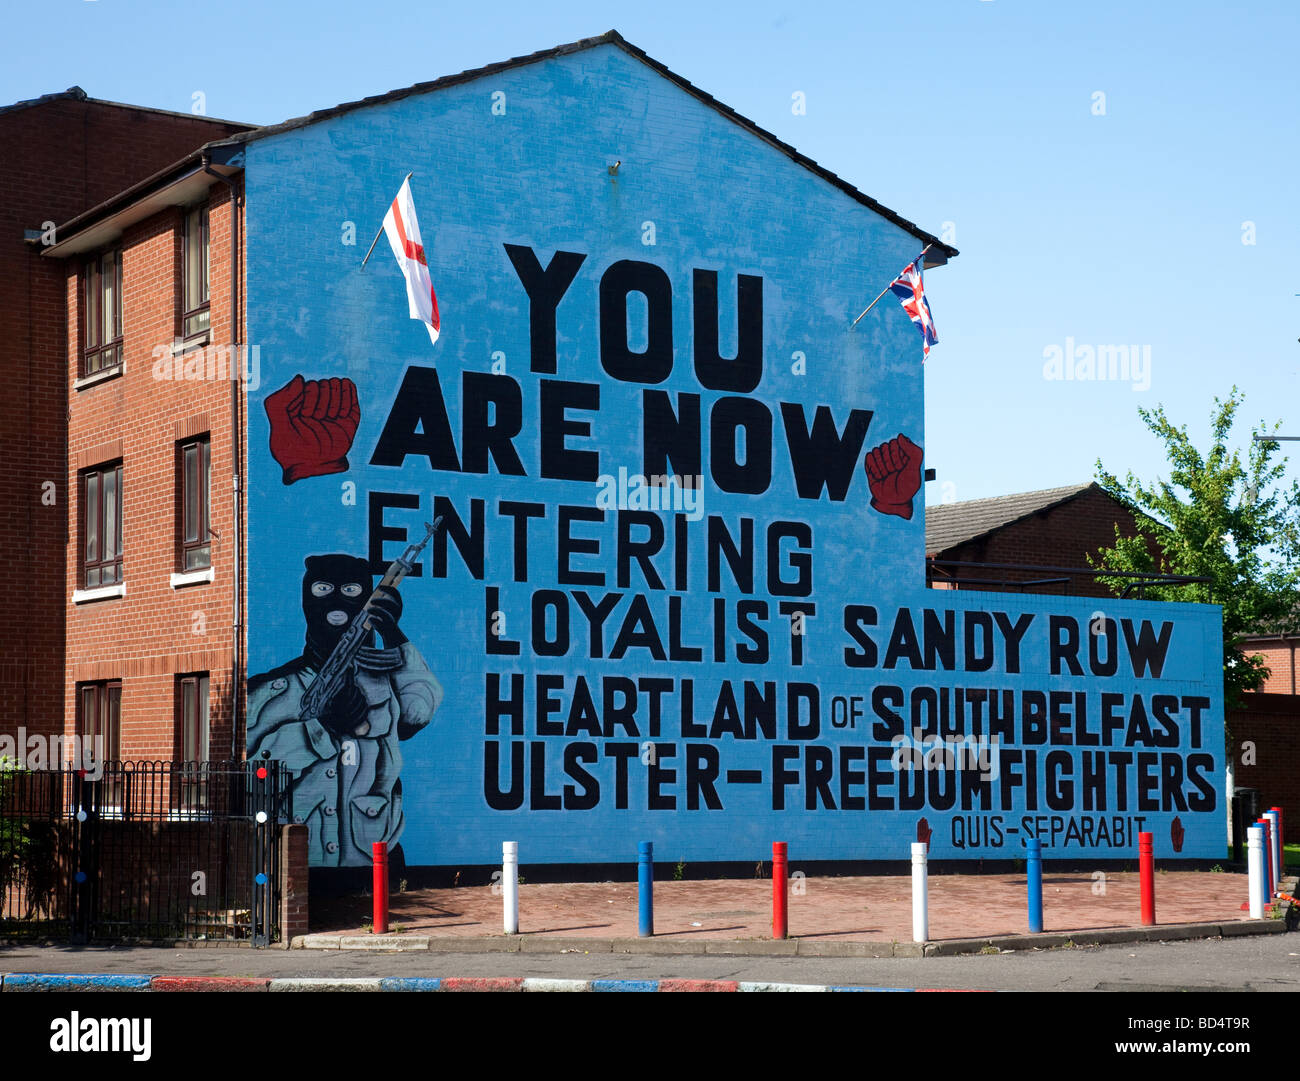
[1026,838,1043,933]
[638,841,654,937]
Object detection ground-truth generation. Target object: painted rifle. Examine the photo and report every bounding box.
[299,516,443,726]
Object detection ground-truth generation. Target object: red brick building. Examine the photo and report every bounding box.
[926,481,1156,598]
[1240,633,1298,696]
[0,87,248,754]
[49,152,251,765]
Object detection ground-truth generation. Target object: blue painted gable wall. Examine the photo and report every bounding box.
[242,43,1223,866]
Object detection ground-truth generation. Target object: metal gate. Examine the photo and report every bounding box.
[0,760,290,945]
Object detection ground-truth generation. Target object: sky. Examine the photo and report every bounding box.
[4,0,1297,510]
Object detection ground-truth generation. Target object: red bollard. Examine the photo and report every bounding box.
[372,841,389,935]
[772,842,788,940]
[1138,831,1155,926]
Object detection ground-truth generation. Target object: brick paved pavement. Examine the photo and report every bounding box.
[310,870,1260,943]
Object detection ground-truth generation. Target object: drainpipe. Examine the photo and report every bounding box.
[202,155,243,762]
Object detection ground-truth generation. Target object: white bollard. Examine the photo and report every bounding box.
[1247,826,1266,919]
[502,841,519,934]
[911,841,929,943]
[1225,764,1235,850]
[1265,811,1282,892]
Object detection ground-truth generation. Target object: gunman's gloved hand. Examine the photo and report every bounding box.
[320,678,370,737]
[366,585,407,648]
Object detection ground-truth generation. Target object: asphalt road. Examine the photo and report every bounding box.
[3,932,1298,991]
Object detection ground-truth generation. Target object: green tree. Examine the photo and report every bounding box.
[1092,388,1300,711]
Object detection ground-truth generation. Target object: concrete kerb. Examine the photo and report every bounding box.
[269,977,382,992]
[0,972,976,991]
[519,937,615,954]
[336,935,432,951]
[1,973,154,992]
[425,936,522,953]
[290,915,1288,957]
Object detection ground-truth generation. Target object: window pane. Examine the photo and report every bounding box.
[101,252,116,344]
[102,469,117,559]
[112,251,123,339]
[80,687,96,740]
[184,445,199,543]
[183,309,209,338]
[106,685,121,762]
[201,440,211,551]
[197,677,209,761]
[199,208,209,304]
[85,473,99,562]
[85,263,100,349]
[182,680,197,760]
[185,210,201,312]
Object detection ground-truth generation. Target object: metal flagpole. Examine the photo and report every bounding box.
[360,172,414,269]
[849,242,932,329]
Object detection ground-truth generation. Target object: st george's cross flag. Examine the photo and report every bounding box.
[888,253,938,359]
[382,177,441,344]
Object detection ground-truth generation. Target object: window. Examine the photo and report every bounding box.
[179,437,211,571]
[83,248,123,376]
[178,673,209,763]
[81,462,123,588]
[77,681,121,761]
[177,673,210,810]
[77,680,122,805]
[182,204,209,339]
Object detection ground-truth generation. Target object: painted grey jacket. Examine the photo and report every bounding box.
[247,643,441,866]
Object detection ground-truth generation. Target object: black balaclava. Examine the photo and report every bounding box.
[301,554,374,667]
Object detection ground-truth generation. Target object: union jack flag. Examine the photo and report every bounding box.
[888,253,938,359]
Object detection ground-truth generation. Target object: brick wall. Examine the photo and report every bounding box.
[63,176,247,762]
[1229,692,1300,820]
[280,824,309,944]
[1243,640,1298,696]
[0,96,247,747]
[929,486,1159,599]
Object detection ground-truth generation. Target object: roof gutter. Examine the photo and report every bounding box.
[34,141,244,258]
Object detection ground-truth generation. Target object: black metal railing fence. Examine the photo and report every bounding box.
[0,760,289,944]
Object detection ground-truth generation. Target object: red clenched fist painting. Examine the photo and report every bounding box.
[864,434,923,520]
[916,817,932,847]
[1171,815,1185,853]
[265,375,361,485]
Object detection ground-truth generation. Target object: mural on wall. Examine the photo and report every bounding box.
[247,516,443,866]
[242,41,1225,867]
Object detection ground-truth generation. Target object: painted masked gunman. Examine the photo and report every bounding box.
[248,554,441,867]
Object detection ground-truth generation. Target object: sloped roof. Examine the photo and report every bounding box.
[45,30,956,265]
[0,85,250,127]
[926,482,1098,555]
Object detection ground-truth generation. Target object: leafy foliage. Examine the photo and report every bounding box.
[0,761,58,920]
[1092,388,1300,711]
